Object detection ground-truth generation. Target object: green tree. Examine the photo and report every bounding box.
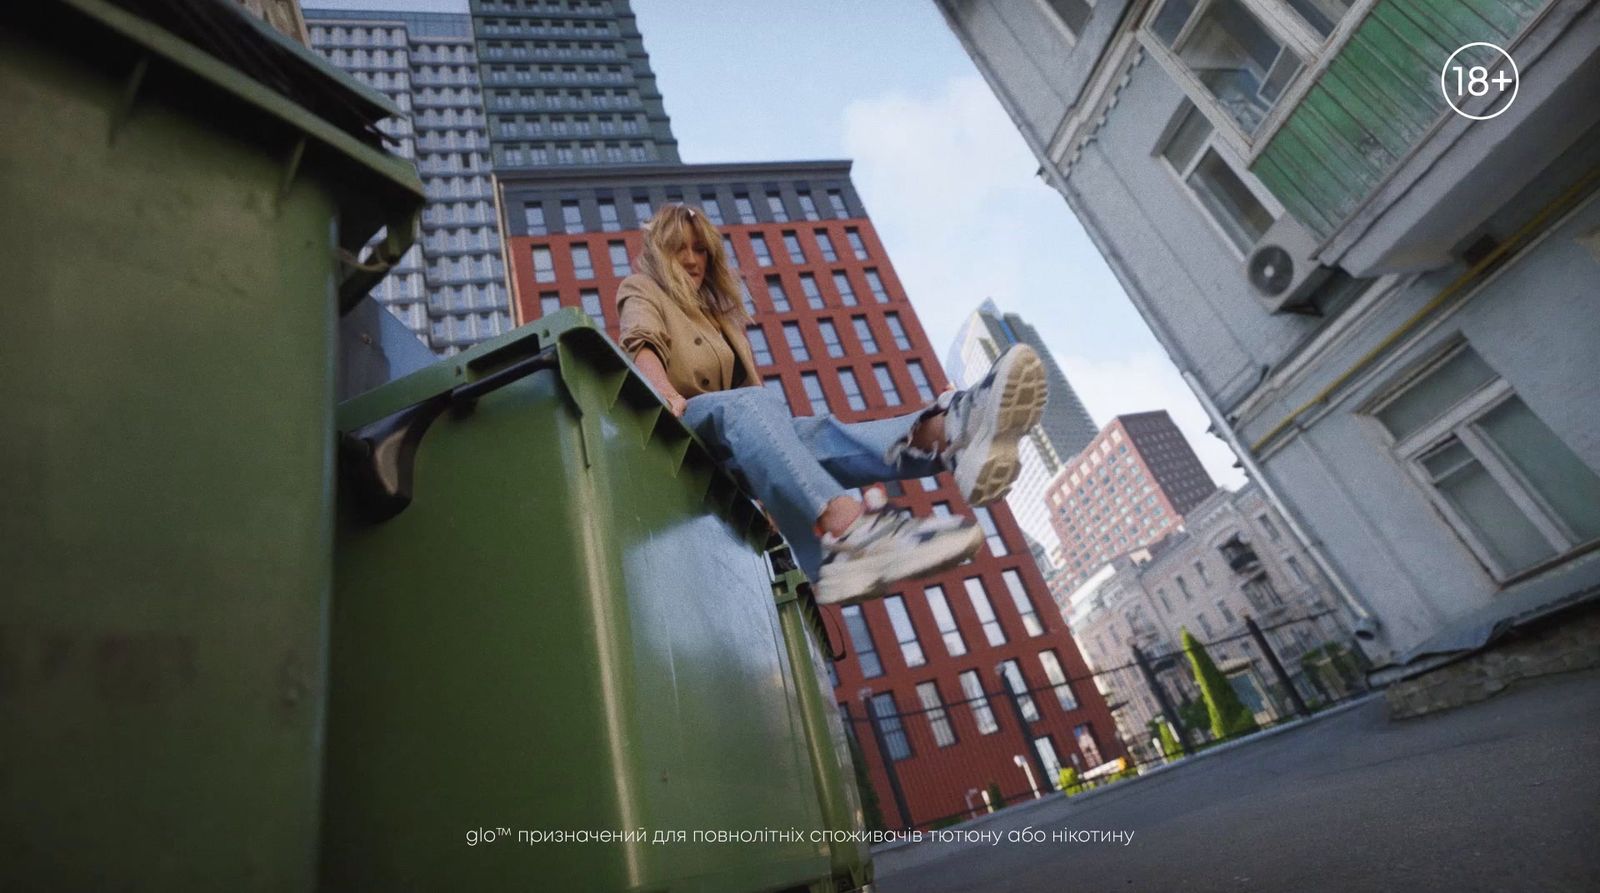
[1156,718,1183,761]
[1182,628,1259,740]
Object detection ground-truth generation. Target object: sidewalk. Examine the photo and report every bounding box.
[874,667,1600,892]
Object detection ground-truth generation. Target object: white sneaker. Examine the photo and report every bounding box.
[815,491,982,606]
[945,344,1047,507]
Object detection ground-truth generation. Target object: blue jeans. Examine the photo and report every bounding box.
[682,387,945,581]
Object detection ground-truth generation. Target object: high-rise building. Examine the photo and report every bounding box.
[306,9,510,355]
[948,299,1098,568]
[1047,411,1216,594]
[468,0,680,169]
[497,162,1124,828]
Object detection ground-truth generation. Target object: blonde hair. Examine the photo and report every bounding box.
[636,202,749,327]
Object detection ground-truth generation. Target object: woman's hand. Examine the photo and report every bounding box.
[666,393,688,417]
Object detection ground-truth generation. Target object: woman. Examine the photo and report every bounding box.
[617,203,1046,606]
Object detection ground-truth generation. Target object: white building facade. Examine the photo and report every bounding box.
[940,0,1600,667]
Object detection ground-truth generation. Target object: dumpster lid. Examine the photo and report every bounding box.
[338,310,772,543]
[20,0,426,311]
[99,0,401,139]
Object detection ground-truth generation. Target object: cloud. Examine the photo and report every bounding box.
[840,76,1245,490]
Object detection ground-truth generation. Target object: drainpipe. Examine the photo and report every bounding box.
[1183,370,1380,641]
[959,28,1382,642]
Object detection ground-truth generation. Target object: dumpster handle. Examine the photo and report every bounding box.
[339,346,560,523]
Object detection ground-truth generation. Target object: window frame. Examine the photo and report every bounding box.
[1139,0,1373,159]
[1375,358,1600,582]
[1154,99,1283,257]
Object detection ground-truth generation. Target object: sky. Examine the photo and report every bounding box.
[306,0,1245,488]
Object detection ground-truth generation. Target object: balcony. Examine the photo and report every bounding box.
[1245,0,1599,274]
[1218,534,1261,575]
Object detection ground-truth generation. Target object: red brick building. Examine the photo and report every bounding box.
[497,160,1123,829]
[1047,411,1218,595]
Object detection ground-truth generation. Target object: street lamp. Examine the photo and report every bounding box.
[1013,754,1041,800]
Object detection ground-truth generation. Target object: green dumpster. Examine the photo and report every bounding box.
[0,1,423,889]
[770,562,875,891]
[324,311,856,891]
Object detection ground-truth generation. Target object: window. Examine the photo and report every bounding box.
[608,240,630,276]
[538,291,560,317]
[561,200,584,233]
[925,585,967,656]
[1159,101,1276,252]
[839,369,867,411]
[701,195,723,225]
[869,692,910,760]
[818,319,844,357]
[1157,588,1173,613]
[1042,0,1091,39]
[722,235,739,268]
[632,197,652,226]
[827,188,848,219]
[864,269,889,302]
[1194,560,1211,585]
[1074,723,1104,767]
[873,365,901,407]
[750,234,773,266]
[842,605,882,678]
[798,192,820,221]
[907,361,935,402]
[974,507,1009,557]
[1374,345,1600,578]
[1197,611,1215,637]
[884,595,926,667]
[851,317,879,354]
[532,246,555,282]
[579,288,602,322]
[765,276,790,312]
[570,244,593,279]
[739,279,756,315]
[1002,569,1044,635]
[1216,599,1237,625]
[916,681,957,747]
[782,232,806,264]
[833,272,858,306]
[964,578,1006,646]
[1147,0,1312,142]
[801,372,827,415]
[885,312,911,350]
[597,198,619,232]
[1038,650,1079,710]
[1285,555,1308,586]
[800,274,824,309]
[782,322,809,362]
[1034,736,1066,788]
[815,229,838,261]
[763,375,789,406]
[846,228,868,259]
[767,191,788,222]
[734,194,756,224]
[958,669,999,734]
[1176,575,1192,600]
[999,659,1040,722]
[1258,514,1281,541]
[524,203,547,234]
[748,326,773,365]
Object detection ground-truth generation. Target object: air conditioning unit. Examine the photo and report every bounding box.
[1246,216,1330,313]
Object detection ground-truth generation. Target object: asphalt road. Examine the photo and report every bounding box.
[873,668,1600,893]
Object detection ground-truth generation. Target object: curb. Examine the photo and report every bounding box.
[869,692,1382,858]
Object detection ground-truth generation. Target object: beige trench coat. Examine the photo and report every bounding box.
[616,273,759,398]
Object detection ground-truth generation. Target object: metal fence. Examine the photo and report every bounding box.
[834,611,1369,832]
